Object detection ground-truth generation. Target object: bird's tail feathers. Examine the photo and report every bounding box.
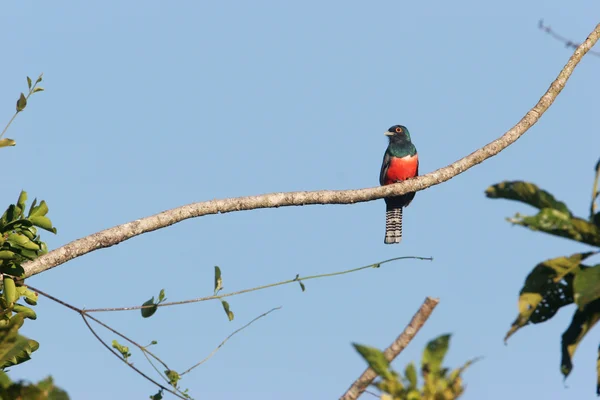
[384,206,403,244]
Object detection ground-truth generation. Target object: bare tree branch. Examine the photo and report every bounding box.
[21,23,600,279]
[28,285,187,399]
[340,296,440,400]
[539,20,600,57]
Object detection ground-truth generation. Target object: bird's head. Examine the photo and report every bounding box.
[384,125,412,142]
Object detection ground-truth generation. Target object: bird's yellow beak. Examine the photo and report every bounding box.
[384,131,394,136]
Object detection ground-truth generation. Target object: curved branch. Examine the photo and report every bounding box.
[22,23,600,279]
[340,296,440,400]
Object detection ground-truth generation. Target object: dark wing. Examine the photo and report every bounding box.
[379,151,391,186]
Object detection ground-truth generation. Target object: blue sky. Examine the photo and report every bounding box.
[2,1,600,399]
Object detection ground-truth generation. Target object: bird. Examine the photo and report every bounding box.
[379,125,419,244]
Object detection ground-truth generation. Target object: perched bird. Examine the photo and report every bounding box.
[379,125,419,244]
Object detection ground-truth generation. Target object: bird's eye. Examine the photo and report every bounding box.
[395,127,402,133]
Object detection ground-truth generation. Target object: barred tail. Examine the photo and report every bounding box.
[384,206,403,244]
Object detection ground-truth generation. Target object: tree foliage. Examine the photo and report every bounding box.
[353,334,477,399]
[0,372,68,400]
[487,158,600,395]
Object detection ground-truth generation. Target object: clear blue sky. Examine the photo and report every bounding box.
[2,2,600,399]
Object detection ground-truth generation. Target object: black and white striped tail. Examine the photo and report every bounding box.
[384,206,403,244]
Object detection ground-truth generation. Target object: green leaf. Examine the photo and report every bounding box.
[165,369,180,387]
[448,357,480,384]
[561,299,600,378]
[505,253,595,341]
[508,209,600,247]
[28,215,57,233]
[214,266,222,295]
[0,314,39,369]
[13,305,37,320]
[20,226,36,240]
[299,280,306,292]
[574,264,600,309]
[0,251,16,260]
[593,212,600,228]
[545,252,594,282]
[0,262,25,277]
[0,371,10,389]
[26,76,32,89]
[16,192,27,215]
[294,274,306,292]
[28,200,48,218]
[7,233,40,251]
[0,374,69,399]
[16,93,27,112]
[27,199,37,218]
[32,87,44,93]
[150,389,164,400]
[18,287,38,306]
[2,218,34,232]
[34,376,69,400]
[15,248,39,261]
[0,139,16,148]
[158,289,166,302]
[444,357,479,399]
[35,74,43,84]
[404,362,418,389]
[422,334,451,375]
[111,340,131,361]
[352,343,394,381]
[1,205,17,226]
[486,181,571,215]
[221,300,234,321]
[141,297,157,318]
[3,277,17,306]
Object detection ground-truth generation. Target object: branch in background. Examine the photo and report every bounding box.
[28,284,279,399]
[539,20,600,57]
[81,256,432,313]
[27,285,187,399]
[340,297,440,400]
[21,23,600,279]
[179,307,281,376]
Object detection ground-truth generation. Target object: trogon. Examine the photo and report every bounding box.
[379,125,419,244]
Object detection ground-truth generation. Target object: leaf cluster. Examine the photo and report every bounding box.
[0,372,68,400]
[487,159,600,395]
[0,191,56,370]
[353,334,477,400]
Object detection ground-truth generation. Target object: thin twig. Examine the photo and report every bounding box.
[539,20,600,57]
[28,285,175,370]
[141,348,172,388]
[21,23,600,280]
[30,283,281,398]
[0,73,44,140]
[28,285,187,399]
[79,315,186,399]
[82,256,432,313]
[180,307,281,376]
[340,296,440,400]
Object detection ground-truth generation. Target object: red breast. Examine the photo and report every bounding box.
[384,154,418,185]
